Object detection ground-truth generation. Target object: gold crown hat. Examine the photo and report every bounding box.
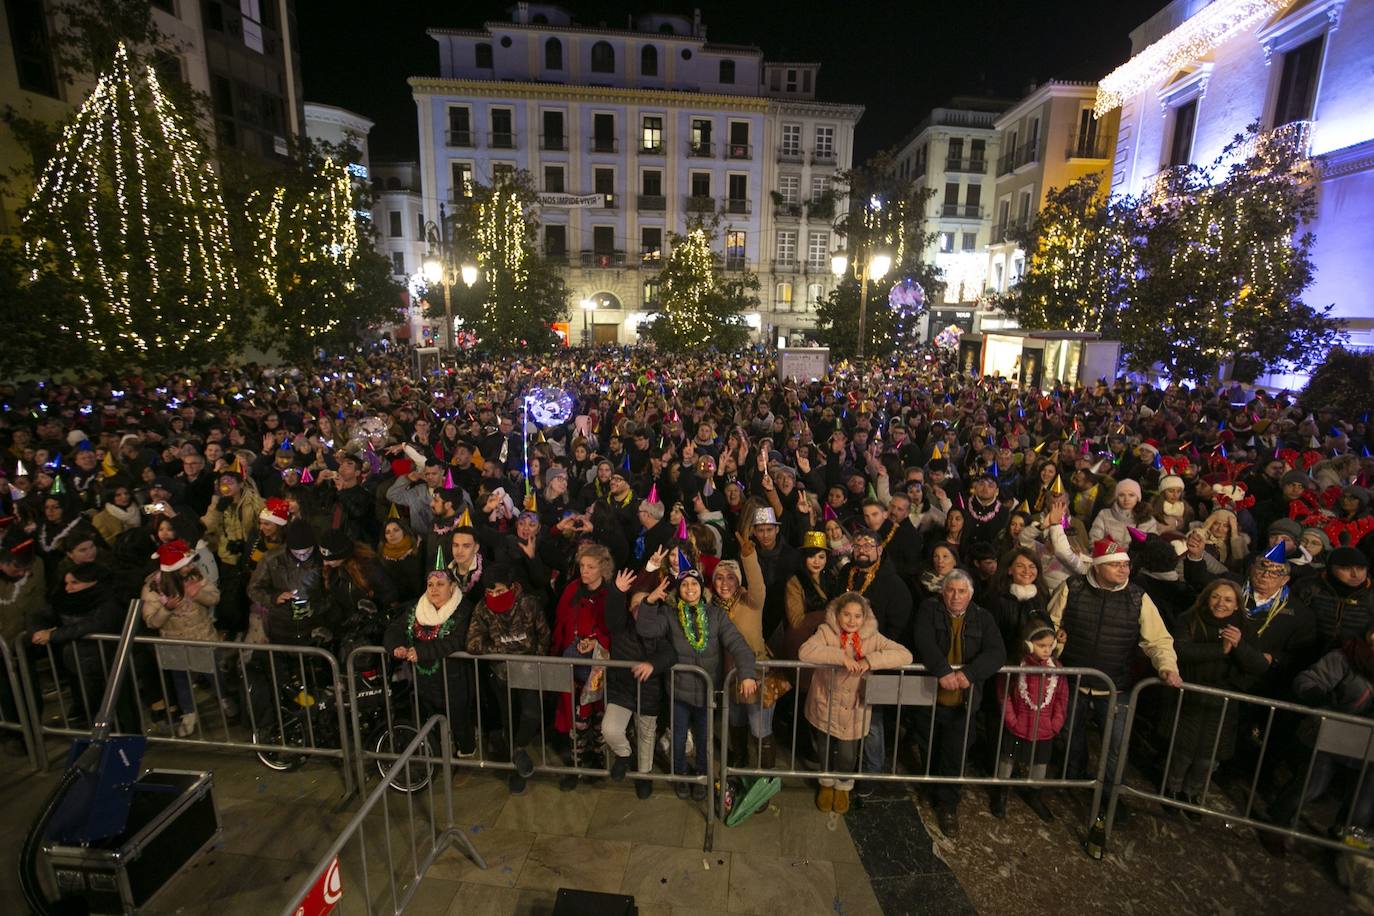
[801,530,828,552]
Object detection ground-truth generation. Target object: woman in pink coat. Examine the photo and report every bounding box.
[799,591,912,815]
[991,620,1069,822]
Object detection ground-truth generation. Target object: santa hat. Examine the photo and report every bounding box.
[260,497,290,526]
[1158,475,1184,493]
[153,539,194,573]
[1091,538,1129,565]
[1138,439,1160,456]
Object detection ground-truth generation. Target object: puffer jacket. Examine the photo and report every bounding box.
[997,653,1070,742]
[140,572,221,643]
[465,591,552,675]
[636,597,757,707]
[1296,573,1374,656]
[798,600,912,740]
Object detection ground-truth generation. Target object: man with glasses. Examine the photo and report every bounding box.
[1048,538,1181,814]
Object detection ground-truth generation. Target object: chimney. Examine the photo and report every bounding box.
[693,8,702,36]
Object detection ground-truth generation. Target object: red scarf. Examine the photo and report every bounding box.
[839,630,864,660]
[484,588,519,614]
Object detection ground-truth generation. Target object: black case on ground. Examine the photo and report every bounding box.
[551,887,638,915]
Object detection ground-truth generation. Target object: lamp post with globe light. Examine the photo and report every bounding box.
[421,202,477,352]
[831,248,892,359]
[579,298,598,347]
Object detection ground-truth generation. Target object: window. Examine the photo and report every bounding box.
[475,43,493,69]
[802,70,812,93]
[690,172,711,199]
[781,123,802,158]
[641,116,663,152]
[993,261,1005,291]
[391,252,406,275]
[544,225,567,257]
[725,230,746,269]
[451,162,474,198]
[807,231,830,269]
[807,282,825,309]
[543,165,564,192]
[776,230,797,264]
[943,183,959,206]
[542,110,564,149]
[814,126,834,161]
[939,232,955,253]
[727,173,748,210]
[490,108,513,148]
[1028,117,1040,151]
[8,0,59,95]
[1273,35,1324,126]
[594,168,615,207]
[642,227,663,261]
[970,139,986,165]
[728,121,750,159]
[719,60,736,84]
[240,0,264,53]
[809,175,829,202]
[778,174,800,205]
[965,185,981,208]
[786,69,798,92]
[492,163,515,185]
[640,44,658,76]
[1168,98,1197,167]
[690,119,712,154]
[447,107,472,146]
[644,278,661,306]
[775,282,793,311]
[544,37,562,70]
[641,170,662,196]
[154,51,183,87]
[593,113,615,152]
[417,212,426,240]
[592,225,615,255]
[947,137,964,164]
[1075,109,1099,156]
[962,232,977,252]
[388,211,403,238]
[591,41,615,74]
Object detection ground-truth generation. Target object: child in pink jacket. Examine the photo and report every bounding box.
[992,620,1068,822]
[799,591,912,815]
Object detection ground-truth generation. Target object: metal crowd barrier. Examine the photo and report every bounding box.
[721,661,1120,831]
[0,635,40,769]
[1104,677,1374,858]
[279,715,486,916]
[13,632,354,795]
[346,647,719,850]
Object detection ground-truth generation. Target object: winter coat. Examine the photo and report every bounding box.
[1089,506,1159,547]
[31,581,124,685]
[839,561,914,650]
[720,549,768,661]
[602,588,673,715]
[636,597,757,707]
[1167,609,1270,762]
[1291,644,1374,751]
[246,548,327,644]
[798,600,912,740]
[465,591,551,677]
[201,490,266,566]
[0,563,46,644]
[988,589,1052,664]
[383,595,471,702]
[379,545,426,605]
[140,573,221,643]
[1296,574,1374,657]
[997,654,1070,742]
[912,597,1006,709]
[552,579,612,732]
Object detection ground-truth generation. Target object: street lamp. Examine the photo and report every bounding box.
[580,298,598,347]
[421,203,478,352]
[832,249,892,360]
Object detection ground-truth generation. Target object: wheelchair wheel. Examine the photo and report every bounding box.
[369,720,435,793]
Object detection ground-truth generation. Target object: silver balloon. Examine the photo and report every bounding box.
[527,387,574,426]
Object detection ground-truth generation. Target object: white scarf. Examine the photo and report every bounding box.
[415,589,463,627]
[1009,582,1038,601]
[104,502,142,528]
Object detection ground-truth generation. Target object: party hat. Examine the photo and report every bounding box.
[675,546,695,579]
[434,546,446,571]
[676,518,688,540]
[1125,526,1147,543]
[1263,541,1289,563]
[822,504,838,522]
[15,460,29,477]
[279,438,293,452]
[1050,475,1064,494]
[647,483,659,504]
[457,508,472,528]
[1015,500,1030,514]
[387,502,400,520]
[301,467,316,485]
[444,468,455,489]
[50,476,65,495]
[101,451,119,478]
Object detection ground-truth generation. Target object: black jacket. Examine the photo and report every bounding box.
[840,561,914,650]
[1058,576,1147,690]
[912,597,1006,708]
[987,590,1052,663]
[603,588,673,715]
[1296,573,1374,658]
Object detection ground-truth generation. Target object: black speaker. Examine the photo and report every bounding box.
[551,887,637,915]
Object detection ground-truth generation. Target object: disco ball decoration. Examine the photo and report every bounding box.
[527,387,574,426]
[888,278,925,309]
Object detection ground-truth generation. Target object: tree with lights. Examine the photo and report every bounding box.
[993,174,1137,335]
[442,173,567,352]
[18,44,241,372]
[644,220,755,352]
[236,139,401,360]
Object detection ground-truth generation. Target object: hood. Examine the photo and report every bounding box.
[822,596,880,640]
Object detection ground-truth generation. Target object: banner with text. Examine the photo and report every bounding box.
[537,193,606,209]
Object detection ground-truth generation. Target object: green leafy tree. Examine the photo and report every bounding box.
[1298,347,1374,420]
[644,221,754,351]
[993,174,1136,334]
[18,44,242,372]
[442,173,567,352]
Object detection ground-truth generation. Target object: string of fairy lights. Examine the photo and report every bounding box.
[661,226,718,347]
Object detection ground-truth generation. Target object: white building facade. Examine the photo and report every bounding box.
[1102,0,1374,373]
[410,3,860,345]
[371,161,430,344]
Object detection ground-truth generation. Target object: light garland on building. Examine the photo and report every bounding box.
[23,43,236,363]
[662,227,718,348]
[1094,0,1291,116]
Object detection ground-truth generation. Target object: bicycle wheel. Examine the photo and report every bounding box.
[369,721,434,793]
[254,709,310,772]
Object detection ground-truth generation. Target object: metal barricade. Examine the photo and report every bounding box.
[1104,677,1374,857]
[280,715,486,916]
[346,647,719,850]
[720,661,1120,831]
[0,635,39,769]
[15,631,354,795]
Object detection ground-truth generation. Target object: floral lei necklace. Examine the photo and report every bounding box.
[1018,666,1060,711]
[0,571,32,606]
[406,608,455,676]
[38,517,81,554]
[677,598,709,652]
[969,497,1002,524]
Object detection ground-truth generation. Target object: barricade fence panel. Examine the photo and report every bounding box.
[1105,677,1374,859]
[280,715,487,916]
[0,635,40,769]
[13,632,354,794]
[719,660,1120,831]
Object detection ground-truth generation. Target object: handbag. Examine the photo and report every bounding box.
[736,651,793,709]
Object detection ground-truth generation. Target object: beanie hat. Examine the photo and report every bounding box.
[1115,479,1142,501]
[1280,470,1312,489]
[1158,475,1184,493]
[260,497,290,526]
[1328,546,1368,569]
[1301,527,1332,555]
[285,521,316,551]
[1268,518,1303,542]
[319,529,355,561]
[153,539,194,573]
[1091,538,1129,565]
[713,559,742,584]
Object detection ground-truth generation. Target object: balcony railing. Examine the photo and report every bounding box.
[991,217,1028,244]
[727,142,752,160]
[544,250,569,265]
[687,141,714,158]
[639,251,662,268]
[489,131,515,150]
[724,197,751,215]
[724,256,747,271]
[772,258,800,273]
[806,198,835,220]
[778,146,804,163]
[591,137,618,153]
[636,194,666,211]
[639,142,664,155]
[945,157,987,174]
[445,129,473,147]
[811,149,836,166]
[1067,130,1111,160]
[685,194,716,213]
[773,202,802,220]
[580,250,625,268]
[540,133,567,151]
[940,203,984,219]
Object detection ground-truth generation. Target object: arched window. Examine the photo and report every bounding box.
[544,37,562,70]
[590,41,615,74]
[640,44,658,76]
[775,282,793,311]
[475,43,493,69]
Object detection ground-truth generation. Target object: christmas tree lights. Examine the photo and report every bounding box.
[22,43,238,368]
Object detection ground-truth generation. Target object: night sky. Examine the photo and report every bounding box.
[296,0,1173,162]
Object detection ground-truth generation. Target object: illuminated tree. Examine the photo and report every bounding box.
[644,221,754,351]
[19,44,240,372]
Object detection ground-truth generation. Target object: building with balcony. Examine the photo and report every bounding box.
[410,2,861,345]
[893,98,1011,338]
[984,81,1118,301]
[1102,0,1374,376]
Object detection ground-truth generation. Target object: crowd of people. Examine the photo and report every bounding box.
[0,345,1371,851]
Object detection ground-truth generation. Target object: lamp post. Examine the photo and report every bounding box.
[580,298,598,347]
[831,249,892,360]
[422,202,477,352]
